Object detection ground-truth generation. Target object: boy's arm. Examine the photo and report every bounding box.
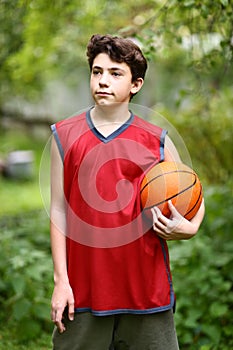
[151,200,205,240]
[50,137,74,333]
[164,135,181,162]
[151,135,205,240]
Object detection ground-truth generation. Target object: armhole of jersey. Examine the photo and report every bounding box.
[51,124,64,162]
[160,129,167,162]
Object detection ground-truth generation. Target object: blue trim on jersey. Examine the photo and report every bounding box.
[51,124,64,162]
[86,109,134,143]
[74,299,174,316]
[159,237,175,310]
[160,129,167,162]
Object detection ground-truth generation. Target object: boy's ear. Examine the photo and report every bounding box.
[131,78,144,95]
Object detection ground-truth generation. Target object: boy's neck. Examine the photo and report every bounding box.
[90,103,131,137]
[91,103,130,124]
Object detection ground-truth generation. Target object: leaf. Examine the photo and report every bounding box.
[183,0,196,7]
[200,345,212,350]
[11,276,26,295]
[210,302,228,318]
[16,318,41,341]
[33,302,50,320]
[220,0,229,6]
[202,324,221,343]
[12,298,31,321]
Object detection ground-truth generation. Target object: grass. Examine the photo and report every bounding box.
[0,177,43,215]
[0,128,49,216]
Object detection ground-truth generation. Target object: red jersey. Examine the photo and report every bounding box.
[51,109,175,315]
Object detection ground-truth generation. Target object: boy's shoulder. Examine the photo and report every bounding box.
[51,111,90,154]
[55,110,87,129]
[133,114,165,136]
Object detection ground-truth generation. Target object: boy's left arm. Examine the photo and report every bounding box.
[152,135,205,240]
[151,199,205,240]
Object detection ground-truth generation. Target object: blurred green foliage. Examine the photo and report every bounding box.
[1,0,232,183]
[0,328,50,350]
[0,131,52,344]
[1,0,233,101]
[0,210,53,342]
[170,185,233,349]
[156,85,233,185]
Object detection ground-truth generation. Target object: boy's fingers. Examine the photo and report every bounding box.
[68,300,75,321]
[56,320,66,333]
[51,308,65,333]
[168,200,181,218]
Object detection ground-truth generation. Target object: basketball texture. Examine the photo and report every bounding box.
[140,162,203,220]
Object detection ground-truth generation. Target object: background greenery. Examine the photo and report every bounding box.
[0,0,232,349]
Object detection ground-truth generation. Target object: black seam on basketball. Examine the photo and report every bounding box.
[184,185,203,218]
[140,169,195,194]
[143,175,198,210]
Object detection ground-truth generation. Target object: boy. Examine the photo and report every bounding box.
[50,34,205,350]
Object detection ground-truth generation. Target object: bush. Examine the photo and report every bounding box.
[170,86,233,185]
[0,210,53,342]
[170,184,233,349]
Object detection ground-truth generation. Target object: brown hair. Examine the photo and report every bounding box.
[86,34,147,82]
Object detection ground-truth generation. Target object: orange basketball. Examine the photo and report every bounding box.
[140,162,203,220]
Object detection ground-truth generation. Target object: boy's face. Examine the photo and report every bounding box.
[90,53,143,106]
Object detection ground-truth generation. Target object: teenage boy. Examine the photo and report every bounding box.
[50,34,205,350]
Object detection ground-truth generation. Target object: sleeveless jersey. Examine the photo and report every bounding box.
[51,109,175,315]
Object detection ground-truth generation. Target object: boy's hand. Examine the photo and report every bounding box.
[51,281,75,333]
[151,199,204,240]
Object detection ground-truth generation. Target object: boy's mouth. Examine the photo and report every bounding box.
[96,91,112,96]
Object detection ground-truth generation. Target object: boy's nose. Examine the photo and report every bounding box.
[99,73,110,87]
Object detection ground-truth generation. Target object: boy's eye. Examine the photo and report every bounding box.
[92,69,101,75]
[112,72,121,77]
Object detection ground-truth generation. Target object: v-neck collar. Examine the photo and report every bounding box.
[86,108,134,143]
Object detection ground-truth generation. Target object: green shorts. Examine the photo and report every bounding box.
[52,309,179,350]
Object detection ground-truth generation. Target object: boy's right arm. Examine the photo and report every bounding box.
[50,136,74,333]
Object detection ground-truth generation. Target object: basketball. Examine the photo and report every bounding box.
[140,161,203,220]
